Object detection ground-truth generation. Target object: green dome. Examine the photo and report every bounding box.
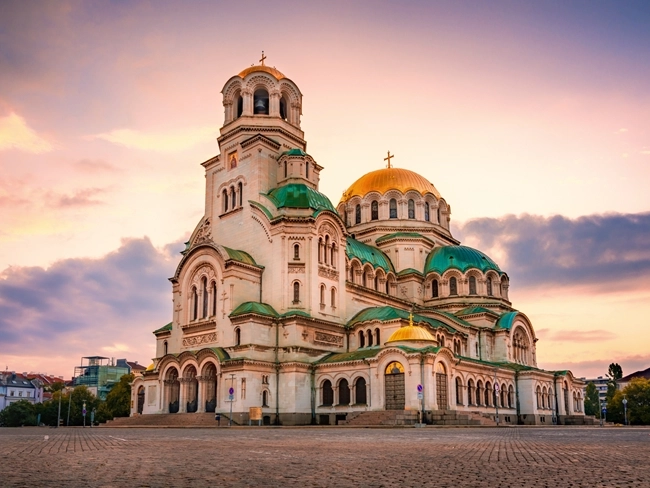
[266,183,336,213]
[424,245,503,276]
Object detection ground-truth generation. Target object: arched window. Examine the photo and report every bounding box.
[355,204,361,224]
[306,161,309,179]
[408,199,415,219]
[202,277,208,318]
[330,243,336,267]
[437,207,441,224]
[385,279,390,294]
[163,341,168,355]
[467,379,475,405]
[280,95,287,120]
[432,279,439,298]
[487,278,493,296]
[375,328,380,345]
[424,203,430,222]
[223,189,229,213]
[236,95,243,118]
[324,235,330,265]
[456,377,463,405]
[371,200,378,220]
[500,385,506,408]
[320,284,325,306]
[262,390,269,407]
[362,270,367,288]
[211,282,217,316]
[294,243,300,260]
[485,382,492,406]
[338,379,350,405]
[508,385,514,409]
[318,238,323,263]
[292,282,300,304]
[238,182,243,207]
[367,330,373,347]
[331,288,337,308]
[192,286,198,320]
[355,377,367,405]
[284,161,288,178]
[449,277,458,296]
[358,330,365,348]
[389,198,397,219]
[322,380,333,406]
[374,275,379,291]
[235,327,241,346]
[469,276,477,295]
[476,381,483,405]
[536,386,542,409]
[253,88,269,115]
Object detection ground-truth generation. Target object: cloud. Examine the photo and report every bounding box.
[454,212,650,288]
[537,328,617,342]
[90,125,219,152]
[73,159,118,173]
[641,150,650,155]
[538,354,650,380]
[0,237,185,376]
[0,112,55,153]
[49,188,106,207]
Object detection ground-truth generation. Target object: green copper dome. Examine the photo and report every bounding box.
[424,245,503,276]
[266,183,336,213]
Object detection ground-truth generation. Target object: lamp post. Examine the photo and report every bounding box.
[623,395,628,426]
[228,374,235,427]
[56,389,62,428]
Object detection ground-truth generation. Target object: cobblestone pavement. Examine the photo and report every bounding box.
[1,426,649,487]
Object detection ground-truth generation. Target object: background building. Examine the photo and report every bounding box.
[73,356,129,401]
[0,372,43,411]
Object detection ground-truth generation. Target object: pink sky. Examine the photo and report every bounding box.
[1,1,649,379]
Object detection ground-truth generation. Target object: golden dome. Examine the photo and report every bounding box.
[340,167,441,203]
[145,363,155,372]
[238,65,285,80]
[386,325,436,343]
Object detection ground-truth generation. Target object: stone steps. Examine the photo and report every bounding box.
[340,410,419,426]
[102,412,226,428]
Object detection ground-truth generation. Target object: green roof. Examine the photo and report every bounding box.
[249,200,273,220]
[281,310,312,319]
[318,347,382,364]
[397,268,423,277]
[456,306,497,317]
[230,302,278,318]
[347,306,459,334]
[153,322,172,334]
[375,232,435,246]
[283,148,307,156]
[425,245,503,276]
[208,347,231,362]
[266,183,336,213]
[223,246,259,266]
[346,237,394,273]
[495,311,518,330]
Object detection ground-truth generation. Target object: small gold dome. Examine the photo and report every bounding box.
[386,325,436,343]
[238,65,285,80]
[340,167,441,204]
[145,363,155,372]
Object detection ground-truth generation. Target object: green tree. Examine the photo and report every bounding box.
[623,377,650,425]
[0,400,37,427]
[67,386,100,426]
[606,363,623,401]
[104,373,134,418]
[48,381,66,392]
[584,382,600,417]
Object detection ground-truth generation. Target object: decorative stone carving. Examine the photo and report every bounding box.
[314,331,343,346]
[193,219,212,246]
[182,332,217,347]
[318,266,339,280]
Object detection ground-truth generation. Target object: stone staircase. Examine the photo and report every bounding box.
[339,410,419,426]
[427,410,497,426]
[101,412,238,428]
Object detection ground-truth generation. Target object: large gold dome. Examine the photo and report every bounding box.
[238,65,285,80]
[386,325,436,343]
[340,167,441,203]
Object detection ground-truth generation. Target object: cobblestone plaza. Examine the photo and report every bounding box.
[2,426,649,487]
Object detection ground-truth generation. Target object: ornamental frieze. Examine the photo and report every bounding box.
[318,266,339,280]
[182,332,217,347]
[314,331,343,346]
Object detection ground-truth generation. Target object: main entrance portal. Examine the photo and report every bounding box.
[384,362,405,410]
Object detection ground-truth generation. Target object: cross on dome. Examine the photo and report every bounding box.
[384,151,394,168]
[260,51,267,66]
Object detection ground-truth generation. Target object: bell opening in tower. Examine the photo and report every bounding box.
[254,89,269,115]
[280,96,287,120]
[237,95,243,118]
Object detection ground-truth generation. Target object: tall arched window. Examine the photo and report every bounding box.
[223,189,229,213]
[467,379,475,405]
[192,286,198,320]
[338,379,350,405]
[358,330,365,348]
[385,279,390,294]
[408,199,415,219]
[487,278,493,296]
[294,243,300,260]
[367,330,373,347]
[508,385,514,408]
[437,207,441,224]
[262,390,269,407]
[318,238,323,263]
[253,88,269,115]
[163,340,168,355]
[322,380,333,406]
[355,204,361,224]
[536,386,542,409]
[355,377,367,404]
[280,95,287,120]
[374,275,379,290]
[476,381,483,405]
[469,276,477,295]
[284,161,288,178]
[238,182,243,207]
[389,198,397,219]
[331,288,337,308]
[293,282,300,304]
[424,203,430,222]
[330,243,336,267]
[305,161,309,179]
[449,277,458,296]
[374,328,380,345]
[211,282,217,316]
[235,327,241,346]
[485,382,492,406]
[236,95,243,118]
[324,235,330,265]
[320,284,325,305]
[432,279,439,298]
[371,200,378,220]
[456,377,463,405]
[202,277,208,318]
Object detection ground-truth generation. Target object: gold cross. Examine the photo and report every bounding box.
[384,151,394,168]
[260,51,267,66]
[408,311,414,327]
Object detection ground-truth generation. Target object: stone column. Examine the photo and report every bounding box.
[178,378,190,413]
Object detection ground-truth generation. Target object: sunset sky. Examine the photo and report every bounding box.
[1,1,649,379]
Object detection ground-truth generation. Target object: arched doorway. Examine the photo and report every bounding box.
[384,361,405,410]
[165,367,180,413]
[436,363,448,409]
[137,386,145,414]
[184,365,198,413]
[203,363,217,413]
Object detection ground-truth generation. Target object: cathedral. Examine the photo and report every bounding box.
[131,58,587,426]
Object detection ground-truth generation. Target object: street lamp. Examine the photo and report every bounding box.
[623,395,628,426]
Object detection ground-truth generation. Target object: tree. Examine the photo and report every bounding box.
[48,381,66,392]
[584,382,600,417]
[623,378,650,425]
[0,400,37,427]
[104,373,134,418]
[67,386,100,426]
[606,363,623,401]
